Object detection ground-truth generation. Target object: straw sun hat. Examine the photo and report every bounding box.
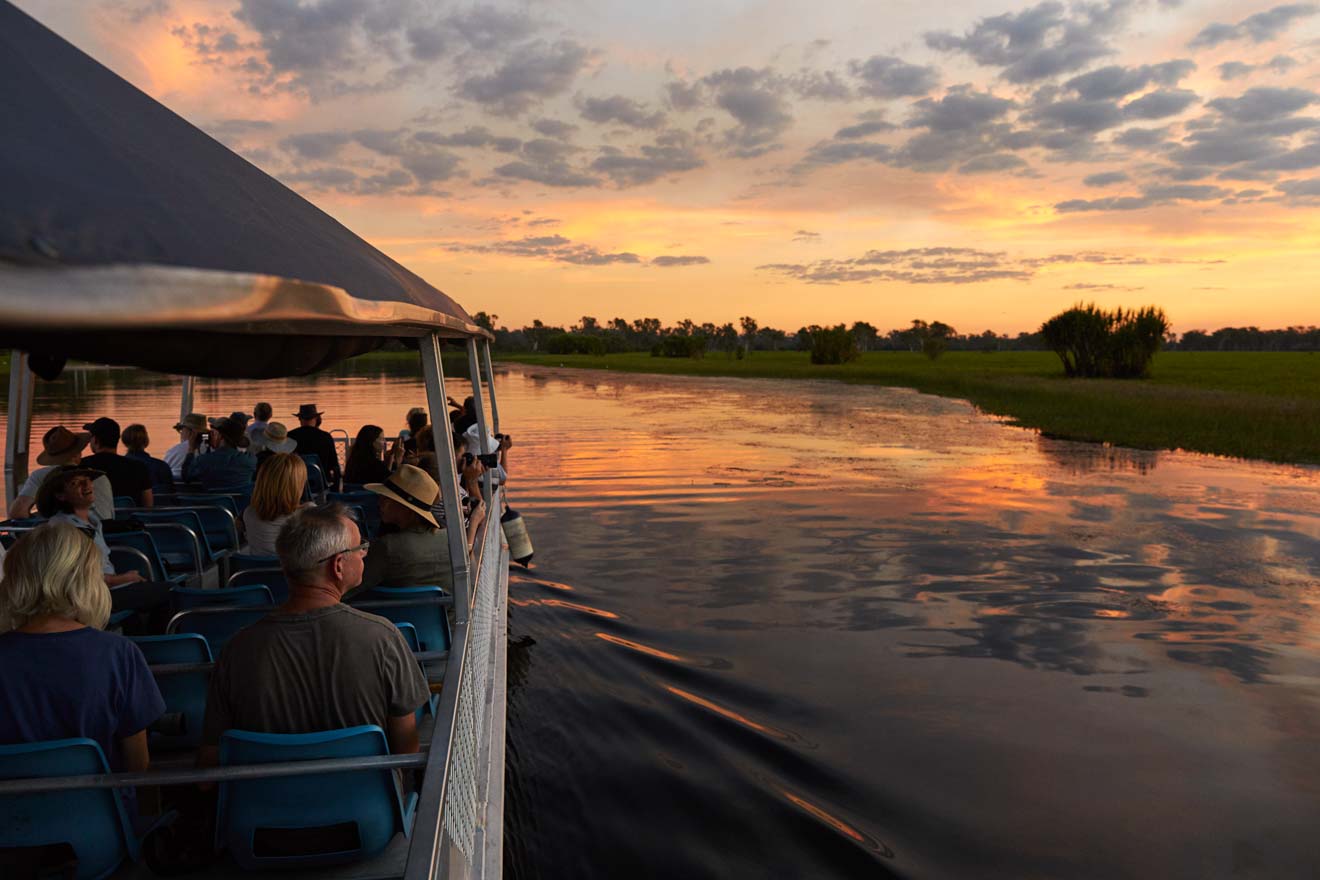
[366,464,440,529]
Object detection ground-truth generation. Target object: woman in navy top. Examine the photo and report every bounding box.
[0,522,164,773]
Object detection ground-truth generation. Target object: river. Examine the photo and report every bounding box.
[4,358,1319,878]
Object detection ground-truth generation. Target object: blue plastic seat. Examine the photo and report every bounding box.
[351,586,451,652]
[172,584,274,608]
[104,531,188,584]
[0,738,149,879]
[175,493,237,518]
[167,606,271,653]
[391,625,439,720]
[227,567,289,604]
[112,495,135,510]
[328,491,381,538]
[216,726,416,870]
[130,634,213,750]
[126,509,216,571]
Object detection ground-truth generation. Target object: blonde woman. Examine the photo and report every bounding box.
[242,453,309,556]
[0,523,164,773]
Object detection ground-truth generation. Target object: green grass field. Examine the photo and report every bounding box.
[499,350,1320,465]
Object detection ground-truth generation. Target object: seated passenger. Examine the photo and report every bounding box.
[0,522,165,776]
[288,404,342,490]
[400,407,427,454]
[122,423,176,494]
[247,402,273,449]
[343,425,402,486]
[358,465,455,592]
[254,421,297,471]
[164,413,207,480]
[80,417,154,508]
[183,416,255,490]
[242,453,308,557]
[199,504,430,764]
[7,425,113,521]
[37,468,173,635]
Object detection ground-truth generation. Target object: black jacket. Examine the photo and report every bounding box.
[288,426,341,487]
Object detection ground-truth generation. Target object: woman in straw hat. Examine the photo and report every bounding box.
[356,464,454,592]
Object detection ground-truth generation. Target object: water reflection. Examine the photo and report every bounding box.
[4,360,1320,877]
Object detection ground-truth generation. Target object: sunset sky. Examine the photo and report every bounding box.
[17,0,1320,334]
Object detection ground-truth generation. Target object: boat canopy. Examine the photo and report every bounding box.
[0,1,488,381]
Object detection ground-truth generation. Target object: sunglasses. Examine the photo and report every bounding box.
[316,541,370,564]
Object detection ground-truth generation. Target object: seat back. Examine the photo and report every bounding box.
[129,510,215,569]
[112,496,135,511]
[172,585,275,608]
[227,568,289,605]
[328,491,381,538]
[217,726,411,870]
[351,587,451,652]
[393,622,420,652]
[170,505,239,553]
[0,738,137,880]
[167,607,272,653]
[175,493,238,518]
[130,635,213,750]
[104,531,170,582]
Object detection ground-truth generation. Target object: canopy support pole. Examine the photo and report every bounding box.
[466,338,493,511]
[179,376,195,423]
[421,334,470,623]
[481,339,500,435]
[4,351,34,510]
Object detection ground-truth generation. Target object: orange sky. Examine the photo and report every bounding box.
[17,0,1320,333]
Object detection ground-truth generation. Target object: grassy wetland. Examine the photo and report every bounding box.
[498,350,1320,465]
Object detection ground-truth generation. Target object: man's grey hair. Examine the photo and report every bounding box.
[276,502,354,583]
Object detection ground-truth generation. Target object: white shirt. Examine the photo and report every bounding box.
[164,441,190,479]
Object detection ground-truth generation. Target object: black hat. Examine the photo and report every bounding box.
[294,404,323,420]
[211,417,250,448]
[82,417,121,446]
[228,411,251,426]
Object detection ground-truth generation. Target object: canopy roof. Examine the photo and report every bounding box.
[0,2,487,379]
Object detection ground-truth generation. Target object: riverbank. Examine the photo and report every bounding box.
[497,351,1320,465]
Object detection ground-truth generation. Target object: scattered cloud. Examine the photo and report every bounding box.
[1188,4,1317,49]
[651,255,711,266]
[579,94,667,129]
[1083,170,1130,186]
[457,39,594,115]
[448,235,708,266]
[848,55,940,98]
[590,130,705,186]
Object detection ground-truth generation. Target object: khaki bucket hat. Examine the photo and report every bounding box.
[365,464,440,529]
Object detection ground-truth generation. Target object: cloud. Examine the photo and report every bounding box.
[446,234,643,265]
[1054,182,1232,211]
[788,70,854,101]
[399,150,462,183]
[531,118,579,140]
[959,153,1029,173]
[793,229,822,242]
[414,127,522,152]
[795,140,893,170]
[1206,86,1318,123]
[909,87,1016,131]
[925,0,1131,83]
[701,68,795,156]
[1064,61,1196,100]
[579,95,666,129]
[1083,170,1130,186]
[458,39,593,114]
[848,55,940,98]
[1122,88,1199,120]
[1112,126,1172,149]
[1063,282,1144,290]
[665,80,704,111]
[589,131,705,186]
[1189,4,1317,48]
[651,255,711,266]
[1277,176,1320,200]
[1028,97,1125,133]
[1217,55,1299,81]
[280,130,353,159]
[834,118,897,138]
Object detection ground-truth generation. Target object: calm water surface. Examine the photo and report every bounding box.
[4,360,1319,879]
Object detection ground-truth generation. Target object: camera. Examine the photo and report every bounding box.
[461,452,475,466]
[478,453,500,468]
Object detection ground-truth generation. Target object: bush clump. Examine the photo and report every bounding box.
[653,334,708,358]
[808,325,859,365]
[1040,304,1169,378]
[546,333,606,355]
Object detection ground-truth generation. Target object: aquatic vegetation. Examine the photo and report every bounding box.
[1040,304,1169,378]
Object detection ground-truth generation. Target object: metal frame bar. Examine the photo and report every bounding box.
[179,375,195,424]
[480,340,500,436]
[465,337,493,511]
[420,333,471,622]
[0,753,429,796]
[4,349,35,509]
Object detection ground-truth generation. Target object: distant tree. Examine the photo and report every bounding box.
[850,321,878,352]
[809,325,859,365]
[1040,303,1168,378]
[472,311,498,333]
[922,321,956,360]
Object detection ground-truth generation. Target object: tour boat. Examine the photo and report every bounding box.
[0,2,509,877]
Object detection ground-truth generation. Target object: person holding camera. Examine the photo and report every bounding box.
[183,416,255,490]
[164,413,207,480]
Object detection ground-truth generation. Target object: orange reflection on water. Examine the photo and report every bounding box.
[594,632,685,662]
[778,788,866,844]
[541,598,619,619]
[518,576,576,592]
[663,685,783,739]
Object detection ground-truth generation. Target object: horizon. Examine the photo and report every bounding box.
[16,0,1320,334]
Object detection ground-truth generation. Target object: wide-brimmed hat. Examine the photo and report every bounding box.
[210,417,250,448]
[228,410,251,426]
[173,413,207,432]
[36,425,91,466]
[463,423,500,456]
[261,422,297,454]
[35,466,102,518]
[366,464,439,529]
[294,404,323,420]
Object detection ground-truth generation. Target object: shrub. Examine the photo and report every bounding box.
[1040,303,1169,378]
[658,334,708,358]
[546,333,606,355]
[809,325,859,365]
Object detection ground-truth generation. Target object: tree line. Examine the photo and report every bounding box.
[472,313,1320,355]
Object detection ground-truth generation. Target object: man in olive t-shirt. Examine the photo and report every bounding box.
[199,504,429,762]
